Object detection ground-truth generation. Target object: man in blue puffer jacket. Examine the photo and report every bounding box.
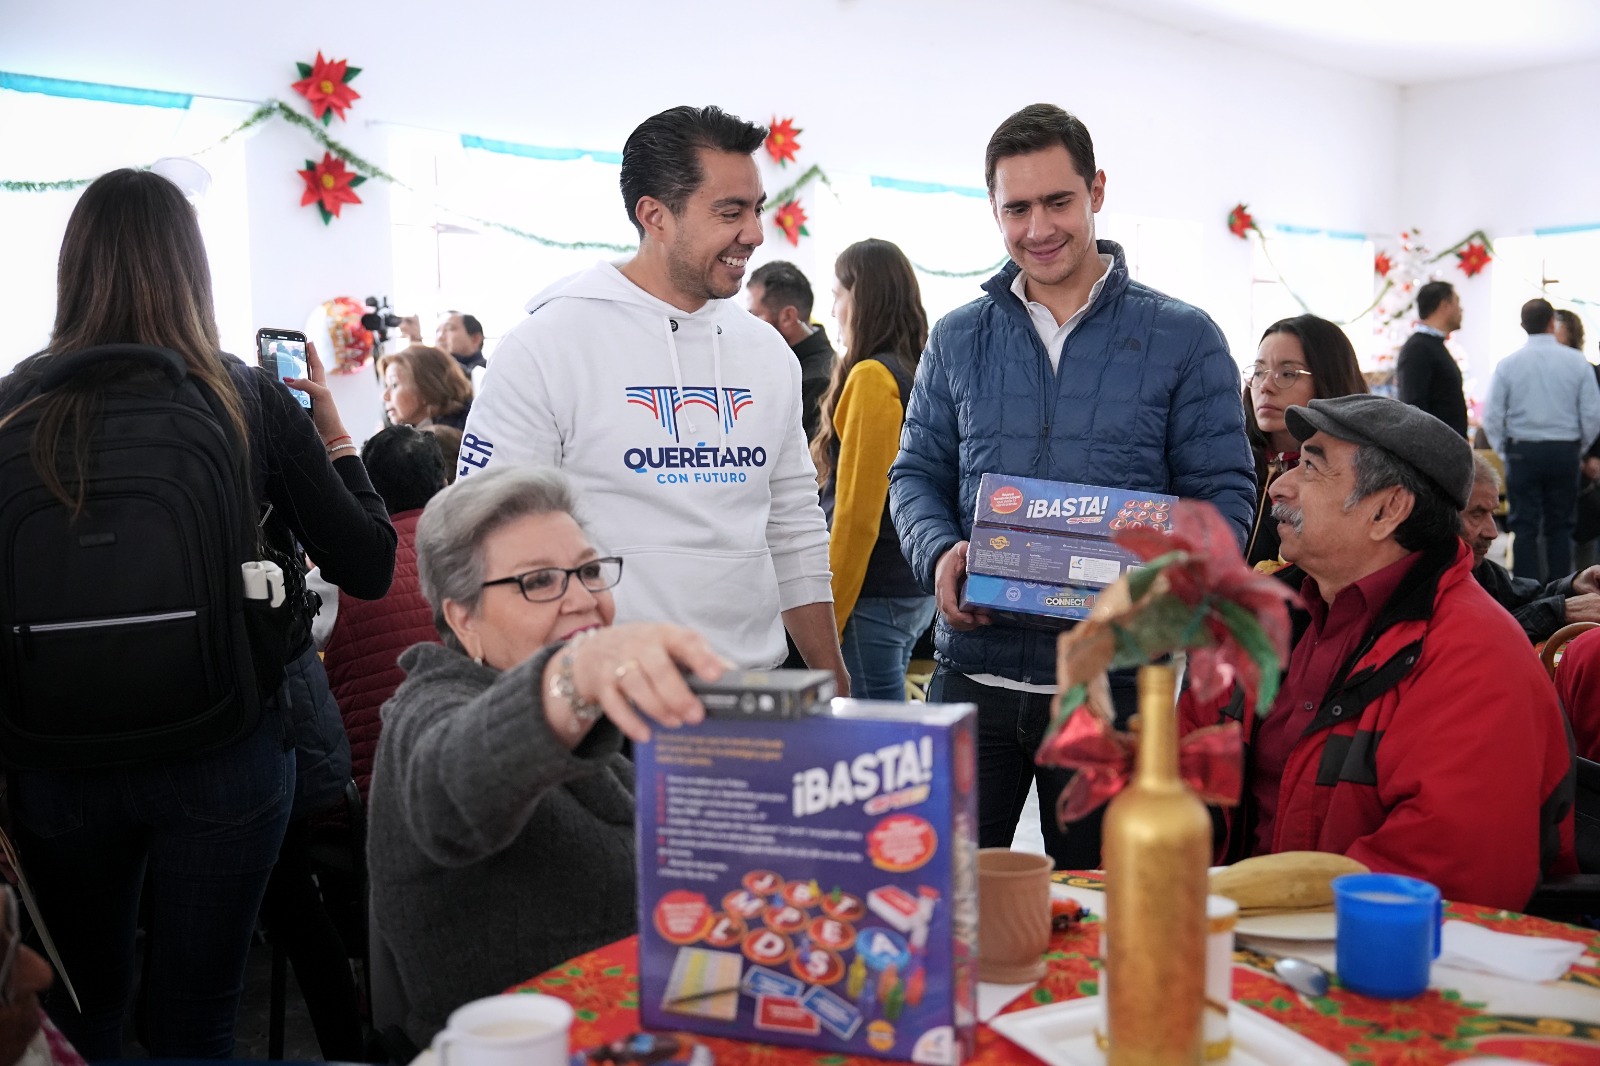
[889,104,1255,868]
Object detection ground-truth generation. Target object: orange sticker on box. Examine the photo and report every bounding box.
[791,944,845,986]
[867,814,938,873]
[653,890,713,945]
[742,928,794,966]
[723,889,767,920]
[989,486,1024,514]
[820,890,865,922]
[703,912,747,949]
[742,869,784,896]
[808,916,857,951]
[763,904,808,934]
[781,880,823,909]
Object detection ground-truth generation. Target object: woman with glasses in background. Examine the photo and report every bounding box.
[1243,314,1369,565]
[366,466,727,1046]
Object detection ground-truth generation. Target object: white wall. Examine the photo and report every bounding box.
[1400,59,1600,398]
[1,0,1402,367]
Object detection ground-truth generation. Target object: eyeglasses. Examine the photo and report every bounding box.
[0,884,17,1006]
[1246,366,1314,389]
[480,557,624,603]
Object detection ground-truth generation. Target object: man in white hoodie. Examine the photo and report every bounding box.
[459,106,847,692]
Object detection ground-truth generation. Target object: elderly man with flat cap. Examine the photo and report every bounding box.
[1182,394,1576,911]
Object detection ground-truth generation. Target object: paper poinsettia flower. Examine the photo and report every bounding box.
[1456,241,1492,277]
[774,200,808,246]
[298,153,366,224]
[1227,202,1257,239]
[292,52,362,125]
[765,116,802,167]
[1036,500,1298,820]
[1374,251,1393,277]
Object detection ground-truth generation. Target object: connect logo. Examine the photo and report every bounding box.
[989,485,1024,514]
[988,534,1010,550]
[625,385,753,442]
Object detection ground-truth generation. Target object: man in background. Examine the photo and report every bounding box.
[437,312,487,377]
[1462,453,1600,641]
[1395,280,1467,437]
[1483,297,1600,580]
[748,260,836,440]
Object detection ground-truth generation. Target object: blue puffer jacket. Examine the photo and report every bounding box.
[888,241,1255,683]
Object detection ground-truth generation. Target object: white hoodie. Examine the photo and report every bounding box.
[458,262,833,668]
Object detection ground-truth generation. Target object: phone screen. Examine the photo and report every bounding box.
[258,332,311,409]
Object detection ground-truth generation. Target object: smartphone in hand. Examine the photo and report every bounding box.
[255,328,312,412]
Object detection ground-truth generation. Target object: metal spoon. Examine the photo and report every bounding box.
[1273,956,1331,996]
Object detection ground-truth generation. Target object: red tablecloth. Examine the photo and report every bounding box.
[513,873,1600,1066]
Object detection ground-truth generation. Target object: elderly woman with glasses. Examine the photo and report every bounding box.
[1243,314,1369,565]
[367,466,726,1045]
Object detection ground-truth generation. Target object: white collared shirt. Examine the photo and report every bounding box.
[1009,253,1114,373]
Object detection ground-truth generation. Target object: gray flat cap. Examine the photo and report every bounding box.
[1285,395,1474,510]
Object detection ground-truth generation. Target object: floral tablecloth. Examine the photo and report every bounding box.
[512,872,1600,1066]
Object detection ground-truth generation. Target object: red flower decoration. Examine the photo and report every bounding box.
[765,116,802,167]
[1374,251,1393,277]
[298,153,365,224]
[1227,202,1257,239]
[773,200,808,246]
[1457,240,1492,277]
[292,52,362,126]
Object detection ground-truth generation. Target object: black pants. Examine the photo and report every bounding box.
[1506,439,1581,582]
[929,666,1137,870]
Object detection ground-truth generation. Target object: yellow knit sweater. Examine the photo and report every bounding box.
[829,359,905,635]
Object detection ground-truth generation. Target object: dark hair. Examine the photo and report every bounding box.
[449,311,483,339]
[748,261,815,321]
[1347,443,1461,552]
[1522,298,1556,335]
[1416,281,1455,321]
[619,106,766,238]
[425,424,464,484]
[1556,309,1586,351]
[0,169,248,515]
[1245,315,1368,456]
[361,424,448,514]
[378,345,473,424]
[811,239,928,485]
[984,104,1096,194]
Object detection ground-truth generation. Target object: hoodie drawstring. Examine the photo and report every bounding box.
[662,317,697,438]
[711,324,727,448]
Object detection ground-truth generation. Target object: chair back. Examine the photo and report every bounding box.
[1542,622,1600,679]
[1575,757,1600,876]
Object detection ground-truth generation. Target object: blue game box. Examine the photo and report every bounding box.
[635,699,979,1064]
[961,473,1176,626]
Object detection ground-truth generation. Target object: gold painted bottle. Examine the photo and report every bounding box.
[1102,664,1211,1065]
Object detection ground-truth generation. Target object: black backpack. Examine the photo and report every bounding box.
[0,344,277,771]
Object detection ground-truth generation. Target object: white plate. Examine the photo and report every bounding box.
[1232,909,1336,941]
[990,996,1342,1066]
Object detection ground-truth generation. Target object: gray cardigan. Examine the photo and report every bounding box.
[368,641,637,1044]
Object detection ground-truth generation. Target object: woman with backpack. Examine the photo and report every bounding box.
[0,169,396,1057]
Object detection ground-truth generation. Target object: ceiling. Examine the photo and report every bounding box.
[1081,0,1600,84]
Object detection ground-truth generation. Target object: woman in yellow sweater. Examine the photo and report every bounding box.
[813,239,936,699]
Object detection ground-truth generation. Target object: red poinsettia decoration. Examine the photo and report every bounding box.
[1456,241,1492,278]
[1374,251,1393,277]
[298,153,365,224]
[1227,202,1257,239]
[1036,500,1298,823]
[773,200,809,246]
[292,52,362,126]
[765,116,802,167]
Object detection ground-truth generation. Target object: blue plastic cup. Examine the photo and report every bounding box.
[1332,873,1442,999]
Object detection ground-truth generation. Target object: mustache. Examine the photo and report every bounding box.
[1271,503,1304,535]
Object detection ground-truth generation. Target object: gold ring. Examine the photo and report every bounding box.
[614,659,640,682]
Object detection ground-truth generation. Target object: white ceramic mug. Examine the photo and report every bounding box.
[434,993,573,1066]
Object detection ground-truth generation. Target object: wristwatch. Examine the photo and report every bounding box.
[547,633,603,735]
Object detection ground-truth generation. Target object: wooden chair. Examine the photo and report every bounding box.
[1541,622,1600,679]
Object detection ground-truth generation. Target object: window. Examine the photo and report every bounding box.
[1248,228,1377,370]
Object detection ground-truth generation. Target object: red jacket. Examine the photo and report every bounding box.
[323,509,438,799]
[1181,539,1576,911]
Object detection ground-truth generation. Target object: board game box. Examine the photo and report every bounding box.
[961,473,1176,625]
[635,697,979,1063]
